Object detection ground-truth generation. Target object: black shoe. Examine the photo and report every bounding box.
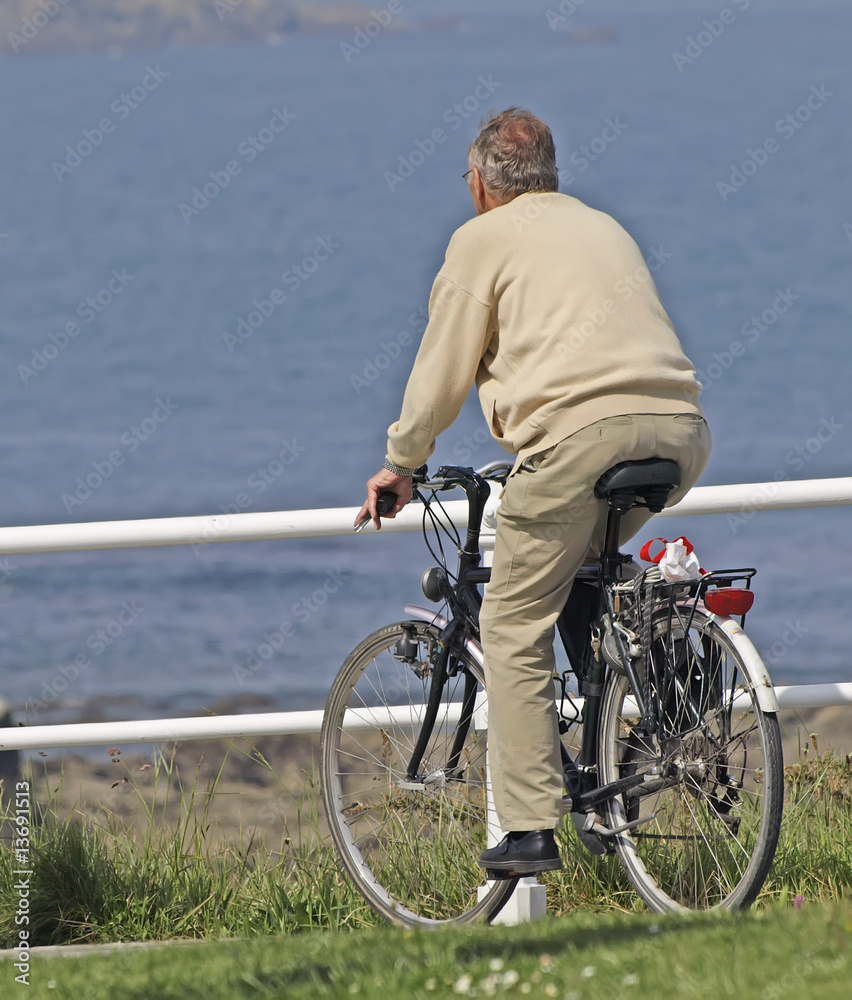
[478,829,562,875]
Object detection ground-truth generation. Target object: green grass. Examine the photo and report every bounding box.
[0,734,850,951]
[0,751,378,944]
[5,900,852,999]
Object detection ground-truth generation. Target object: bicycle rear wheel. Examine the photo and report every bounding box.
[321,621,517,927]
[598,605,783,911]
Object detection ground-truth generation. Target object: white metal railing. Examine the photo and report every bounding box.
[0,476,851,554]
[1,684,850,752]
[1,475,851,755]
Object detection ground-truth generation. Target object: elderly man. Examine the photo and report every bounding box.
[355,108,711,874]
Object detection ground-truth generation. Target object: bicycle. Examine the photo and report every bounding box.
[321,460,784,927]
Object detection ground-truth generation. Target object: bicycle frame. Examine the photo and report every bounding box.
[401,465,656,820]
[401,467,491,783]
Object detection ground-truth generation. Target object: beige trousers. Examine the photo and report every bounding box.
[479,412,712,830]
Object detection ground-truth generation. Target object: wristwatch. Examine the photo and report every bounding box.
[382,455,415,477]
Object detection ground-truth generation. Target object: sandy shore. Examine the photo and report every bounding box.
[777,704,851,759]
[10,733,324,849]
[3,704,847,850]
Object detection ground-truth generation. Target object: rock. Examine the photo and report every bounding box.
[0,1,386,56]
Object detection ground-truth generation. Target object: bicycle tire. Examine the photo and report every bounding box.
[321,621,518,927]
[598,605,783,911]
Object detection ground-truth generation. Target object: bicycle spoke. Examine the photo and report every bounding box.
[322,621,516,926]
[598,605,783,911]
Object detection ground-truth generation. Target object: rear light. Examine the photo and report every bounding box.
[704,587,755,616]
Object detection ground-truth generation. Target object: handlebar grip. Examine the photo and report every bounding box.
[375,491,397,516]
[354,490,399,533]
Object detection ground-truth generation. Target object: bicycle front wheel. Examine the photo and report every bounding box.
[321,621,517,927]
[598,605,783,911]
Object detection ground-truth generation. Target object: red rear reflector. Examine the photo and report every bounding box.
[704,588,755,616]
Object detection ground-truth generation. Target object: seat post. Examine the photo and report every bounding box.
[601,495,632,574]
[602,505,623,560]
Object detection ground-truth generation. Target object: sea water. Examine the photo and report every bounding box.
[0,1,850,725]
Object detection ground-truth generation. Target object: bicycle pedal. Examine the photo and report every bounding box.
[590,811,659,838]
[571,813,609,856]
[485,868,520,881]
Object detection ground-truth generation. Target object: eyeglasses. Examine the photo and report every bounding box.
[462,169,474,182]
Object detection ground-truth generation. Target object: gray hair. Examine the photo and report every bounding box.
[468,108,559,200]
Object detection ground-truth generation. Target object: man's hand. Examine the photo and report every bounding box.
[355,468,413,531]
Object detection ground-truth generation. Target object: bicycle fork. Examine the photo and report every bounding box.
[400,618,477,785]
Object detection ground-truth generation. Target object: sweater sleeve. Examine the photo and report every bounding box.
[386,274,492,469]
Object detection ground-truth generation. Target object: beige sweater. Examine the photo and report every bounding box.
[387,192,704,470]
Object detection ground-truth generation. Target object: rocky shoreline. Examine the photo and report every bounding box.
[1,0,413,57]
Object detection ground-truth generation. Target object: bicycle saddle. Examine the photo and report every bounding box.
[594,458,681,513]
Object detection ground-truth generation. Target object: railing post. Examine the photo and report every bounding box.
[0,698,20,784]
[477,481,548,925]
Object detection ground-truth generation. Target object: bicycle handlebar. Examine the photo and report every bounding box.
[474,459,513,480]
[414,461,511,492]
[412,464,500,554]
